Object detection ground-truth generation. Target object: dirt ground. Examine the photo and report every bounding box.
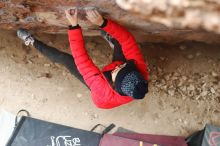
[0,29,219,137]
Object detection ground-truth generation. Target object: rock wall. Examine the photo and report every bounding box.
[116,0,220,33]
[1,0,220,43]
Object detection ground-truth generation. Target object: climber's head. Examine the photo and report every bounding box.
[111,60,148,99]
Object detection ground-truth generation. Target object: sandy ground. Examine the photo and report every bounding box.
[0,29,220,137]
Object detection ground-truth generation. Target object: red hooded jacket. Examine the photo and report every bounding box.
[68,19,148,109]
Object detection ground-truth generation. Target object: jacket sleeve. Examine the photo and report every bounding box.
[101,19,148,80]
[68,27,102,87]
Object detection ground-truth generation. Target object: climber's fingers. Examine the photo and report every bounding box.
[65,9,70,17]
[65,8,78,26]
[94,10,102,18]
[86,10,95,19]
[90,10,97,18]
[86,9,104,26]
[85,10,95,22]
[70,8,78,17]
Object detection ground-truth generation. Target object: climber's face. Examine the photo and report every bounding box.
[111,63,127,82]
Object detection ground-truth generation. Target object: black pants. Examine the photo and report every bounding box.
[33,34,126,86]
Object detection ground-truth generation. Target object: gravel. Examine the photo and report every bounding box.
[151,66,220,101]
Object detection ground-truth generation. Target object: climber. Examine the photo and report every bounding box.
[17,8,148,109]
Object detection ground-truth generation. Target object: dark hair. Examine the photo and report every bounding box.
[103,70,113,86]
[125,60,136,69]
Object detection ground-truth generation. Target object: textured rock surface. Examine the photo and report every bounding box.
[116,0,220,33]
[1,0,220,43]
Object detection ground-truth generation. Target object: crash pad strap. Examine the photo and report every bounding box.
[15,109,30,128]
[91,123,115,136]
